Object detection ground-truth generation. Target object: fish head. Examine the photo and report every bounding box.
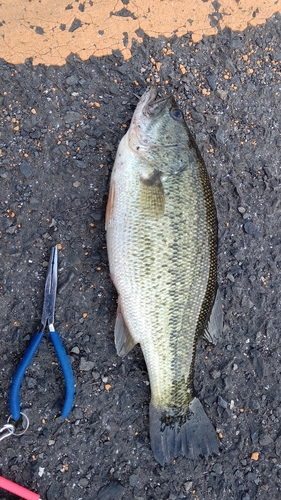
[128,86,191,173]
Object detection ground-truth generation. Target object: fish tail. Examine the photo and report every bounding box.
[149,397,220,465]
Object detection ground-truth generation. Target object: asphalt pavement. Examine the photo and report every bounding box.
[1,12,281,500]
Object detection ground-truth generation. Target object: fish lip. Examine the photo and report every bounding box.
[146,85,164,104]
[142,86,171,116]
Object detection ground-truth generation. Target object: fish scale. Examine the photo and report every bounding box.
[106,85,223,464]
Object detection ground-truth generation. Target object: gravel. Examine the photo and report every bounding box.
[1,13,281,500]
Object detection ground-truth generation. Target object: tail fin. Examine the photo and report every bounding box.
[149,397,220,465]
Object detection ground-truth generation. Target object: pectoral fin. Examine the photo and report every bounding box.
[204,286,223,345]
[105,180,116,230]
[114,297,137,357]
[140,169,165,219]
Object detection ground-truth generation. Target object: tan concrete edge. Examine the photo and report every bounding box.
[0,0,280,66]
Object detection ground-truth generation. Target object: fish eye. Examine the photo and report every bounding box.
[170,108,184,121]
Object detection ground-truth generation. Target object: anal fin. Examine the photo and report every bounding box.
[204,286,223,345]
[114,297,137,357]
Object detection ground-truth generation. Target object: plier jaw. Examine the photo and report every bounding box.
[41,245,58,332]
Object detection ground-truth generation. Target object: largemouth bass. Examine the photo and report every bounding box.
[106,86,223,465]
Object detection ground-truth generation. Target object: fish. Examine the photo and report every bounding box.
[105,85,223,465]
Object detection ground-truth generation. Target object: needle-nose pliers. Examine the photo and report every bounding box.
[10,245,75,420]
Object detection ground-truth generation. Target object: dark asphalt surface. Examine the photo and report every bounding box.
[1,14,281,500]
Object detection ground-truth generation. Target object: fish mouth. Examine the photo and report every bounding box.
[142,86,171,117]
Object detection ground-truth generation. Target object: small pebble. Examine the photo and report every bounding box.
[20,160,32,178]
[190,110,204,123]
[76,160,86,169]
[227,273,235,282]
[184,481,193,492]
[38,467,45,477]
[26,377,37,389]
[5,225,17,234]
[216,89,228,100]
[79,478,89,487]
[216,125,228,144]
[71,346,80,354]
[259,434,273,446]
[66,75,79,86]
[97,481,125,500]
[79,358,95,371]
[210,369,221,379]
[129,474,138,487]
[92,371,100,380]
[65,111,83,123]
[218,395,228,409]
[207,73,217,90]
[243,221,262,239]
[212,463,223,475]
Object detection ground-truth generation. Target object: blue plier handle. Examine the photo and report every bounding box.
[10,246,75,420]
